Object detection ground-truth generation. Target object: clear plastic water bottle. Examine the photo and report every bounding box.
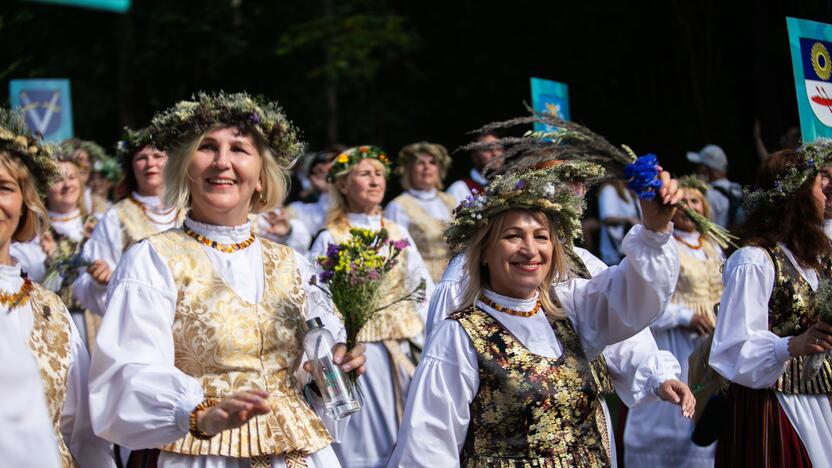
[303,317,361,420]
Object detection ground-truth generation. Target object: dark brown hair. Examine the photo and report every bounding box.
[735,149,831,270]
[114,146,144,201]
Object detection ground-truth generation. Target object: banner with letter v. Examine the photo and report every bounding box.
[9,79,74,142]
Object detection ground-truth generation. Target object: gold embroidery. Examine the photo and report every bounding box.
[149,230,331,457]
[392,193,456,282]
[27,284,78,467]
[672,237,723,324]
[114,197,185,252]
[327,221,424,342]
[452,306,610,468]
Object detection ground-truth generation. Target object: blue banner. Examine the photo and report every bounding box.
[9,79,74,142]
[27,0,130,13]
[530,77,570,133]
[787,17,832,142]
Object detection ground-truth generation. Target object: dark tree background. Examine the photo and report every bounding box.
[3,0,832,187]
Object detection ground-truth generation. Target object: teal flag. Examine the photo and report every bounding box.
[9,79,74,142]
[530,77,570,132]
[27,0,130,13]
[787,17,832,142]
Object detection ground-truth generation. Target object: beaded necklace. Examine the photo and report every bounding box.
[183,225,255,253]
[479,293,541,318]
[673,233,705,250]
[49,211,82,223]
[128,195,178,224]
[0,277,33,310]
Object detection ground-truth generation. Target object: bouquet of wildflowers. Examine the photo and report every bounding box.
[311,227,426,355]
[803,279,832,382]
[624,153,737,249]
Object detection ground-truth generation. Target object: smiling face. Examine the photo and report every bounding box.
[187,126,262,226]
[0,162,24,253]
[337,158,386,214]
[133,146,168,197]
[483,210,555,300]
[407,152,440,190]
[46,161,82,213]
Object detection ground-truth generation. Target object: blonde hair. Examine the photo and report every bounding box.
[163,124,289,214]
[397,142,451,190]
[459,209,568,320]
[325,157,386,230]
[0,151,48,242]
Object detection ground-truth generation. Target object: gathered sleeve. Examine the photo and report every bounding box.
[602,328,681,407]
[709,247,792,388]
[555,224,680,359]
[388,318,479,467]
[72,208,123,316]
[649,303,696,334]
[88,241,204,450]
[61,308,117,467]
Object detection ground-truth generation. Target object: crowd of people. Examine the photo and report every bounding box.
[2,90,832,468]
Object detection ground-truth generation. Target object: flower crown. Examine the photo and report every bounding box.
[328,145,391,182]
[743,139,832,211]
[116,126,155,164]
[0,108,61,197]
[677,175,711,194]
[62,139,109,168]
[149,91,304,166]
[533,159,606,183]
[444,167,585,253]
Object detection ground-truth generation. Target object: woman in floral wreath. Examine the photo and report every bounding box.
[624,176,723,468]
[384,142,457,282]
[62,138,112,216]
[710,145,832,466]
[88,92,366,468]
[390,164,686,467]
[0,108,114,467]
[309,145,434,468]
[72,127,184,317]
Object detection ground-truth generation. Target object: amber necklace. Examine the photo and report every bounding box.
[183,224,255,253]
[673,233,705,250]
[128,195,178,224]
[49,211,82,223]
[479,293,542,318]
[0,277,33,310]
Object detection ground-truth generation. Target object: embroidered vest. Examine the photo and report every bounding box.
[326,221,424,342]
[148,231,331,457]
[561,248,615,395]
[391,192,456,282]
[765,245,832,394]
[671,237,723,323]
[27,284,77,467]
[114,197,184,252]
[452,306,611,467]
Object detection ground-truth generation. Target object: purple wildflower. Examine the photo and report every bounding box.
[319,270,334,283]
[368,269,379,280]
[249,112,260,125]
[775,180,784,192]
[326,243,341,259]
[808,157,816,169]
[390,239,410,250]
[515,180,526,190]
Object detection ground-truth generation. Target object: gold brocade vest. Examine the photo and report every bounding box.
[452,306,611,468]
[764,245,832,394]
[148,230,331,458]
[27,284,78,468]
[326,221,424,342]
[671,237,723,324]
[114,197,185,252]
[391,192,456,282]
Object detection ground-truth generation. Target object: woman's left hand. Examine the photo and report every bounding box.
[640,170,683,233]
[303,342,367,376]
[658,379,696,419]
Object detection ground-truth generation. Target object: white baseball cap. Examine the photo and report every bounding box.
[686,144,728,173]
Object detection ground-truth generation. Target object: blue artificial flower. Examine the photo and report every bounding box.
[624,154,663,200]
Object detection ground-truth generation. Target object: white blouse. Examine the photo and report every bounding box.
[73,193,179,316]
[0,262,114,467]
[254,209,313,254]
[89,217,347,468]
[49,209,85,242]
[383,188,453,230]
[287,192,331,236]
[446,169,488,205]
[710,243,832,466]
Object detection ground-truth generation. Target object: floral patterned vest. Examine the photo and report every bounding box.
[326,221,424,342]
[27,284,78,467]
[451,306,611,468]
[148,230,331,457]
[765,245,832,394]
[113,197,185,252]
[390,192,456,282]
[671,237,723,323]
